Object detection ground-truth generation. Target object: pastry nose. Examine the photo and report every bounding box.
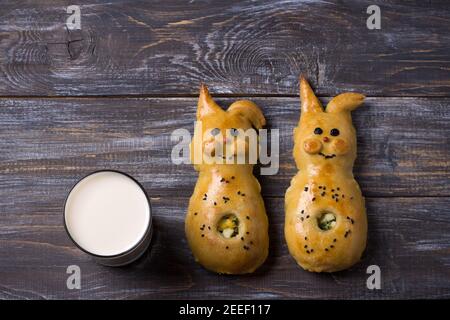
[323,136,330,143]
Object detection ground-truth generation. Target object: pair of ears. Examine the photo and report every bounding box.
[300,77,365,114]
[196,77,364,127]
[196,84,266,129]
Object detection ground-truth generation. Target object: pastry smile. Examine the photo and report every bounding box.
[318,152,336,159]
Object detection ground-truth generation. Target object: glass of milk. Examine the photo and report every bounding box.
[64,170,153,266]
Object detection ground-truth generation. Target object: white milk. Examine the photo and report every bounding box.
[65,171,150,256]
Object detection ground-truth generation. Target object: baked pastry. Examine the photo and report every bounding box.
[284,77,367,272]
[185,84,269,274]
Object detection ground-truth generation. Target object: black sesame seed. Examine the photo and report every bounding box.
[319,186,323,189]
[337,187,340,191]
[323,187,326,190]
[325,248,329,251]
[312,197,316,201]
[332,195,335,199]
[306,215,310,219]
[226,246,229,249]
[301,217,304,221]
[333,239,337,242]
[246,216,250,220]
[342,195,345,198]
[321,192,325,196]
[214,202,217,206]
[220,178,225,182]
[241,237,244,241]
[305,237,308,240]
[331,189,335,192]
[246,231,249,235]
[336,199,338,202]
[330,245,334,248]
[241,193,245,196]
[226,180,229,183]
[301,210,304,214]
[194,212,198,216]
[304,245,307,248]
[201,234,205,237]
[208,226,211,230]
[304,187,308,192]
[231,176,235,179]
[306,250,310,254]
[237,191,241,195]
[250,241,254,245]
[311,249,314,253]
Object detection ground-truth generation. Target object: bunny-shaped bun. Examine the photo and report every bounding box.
[185,84,268,274]
[285,77,367,272]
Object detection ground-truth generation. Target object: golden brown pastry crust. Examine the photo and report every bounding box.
[185,85,269,274]
[284,77,367,272]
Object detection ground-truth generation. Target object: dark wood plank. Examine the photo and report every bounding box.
[0,196,449,299]
[1,97,448,197]
[0,0,449,96]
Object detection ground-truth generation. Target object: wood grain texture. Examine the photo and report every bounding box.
[0,196,449,299]
[0,97,448,198]
[0,0,449,96]
[0,0,449,301]
[0,96,448,299]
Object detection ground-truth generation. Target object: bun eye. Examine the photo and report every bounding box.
[211,128,221,136]
[230,128,239,136]
[330,128,340,136]
[314,127,323,135]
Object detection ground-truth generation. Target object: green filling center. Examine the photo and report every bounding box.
[318,212,336,231]
[217,214,239,238]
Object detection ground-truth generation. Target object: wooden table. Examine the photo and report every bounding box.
[0,0,449,299]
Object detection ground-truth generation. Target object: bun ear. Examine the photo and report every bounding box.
[300,77,323,114]
[326,93,365,113]
[197,84,224,119]
[228,100,266,129]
